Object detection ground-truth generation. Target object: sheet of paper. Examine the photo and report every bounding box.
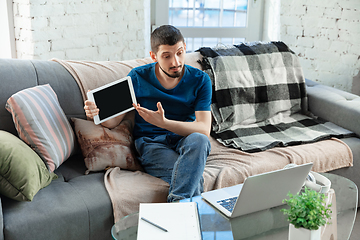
[137,202,201,240]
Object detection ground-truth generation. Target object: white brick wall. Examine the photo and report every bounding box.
[280,0,360,92]
[12,0,359,93]
[13,0,151,61]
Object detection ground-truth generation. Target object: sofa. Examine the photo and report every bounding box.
[0,43,359,240]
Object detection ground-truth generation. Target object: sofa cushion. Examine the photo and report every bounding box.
[0,131,57,201]
[72,117,142,174]
[2,173,113,240]
[5,84,76,172]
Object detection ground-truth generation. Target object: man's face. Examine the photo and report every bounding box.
[151,41,186,79]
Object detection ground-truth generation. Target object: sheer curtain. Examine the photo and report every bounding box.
[262,0,281,41]
[0,0,16,58]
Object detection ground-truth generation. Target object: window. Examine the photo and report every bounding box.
[153,0,264,52]
[0,0,16,58]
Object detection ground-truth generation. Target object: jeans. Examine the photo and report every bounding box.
[135,132,211,202]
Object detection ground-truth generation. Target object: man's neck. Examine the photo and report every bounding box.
[155,63,185,89]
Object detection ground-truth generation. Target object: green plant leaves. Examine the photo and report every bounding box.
[281,187,332,230]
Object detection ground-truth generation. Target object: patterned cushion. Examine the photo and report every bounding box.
[72,117,142,174]
[6,84,75,172]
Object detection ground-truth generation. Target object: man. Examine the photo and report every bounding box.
[84,25,212,202]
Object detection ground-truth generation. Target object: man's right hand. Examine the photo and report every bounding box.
[84,100,99,119]
[83,98,127,129]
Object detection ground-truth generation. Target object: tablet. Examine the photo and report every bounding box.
[87,76,137,125]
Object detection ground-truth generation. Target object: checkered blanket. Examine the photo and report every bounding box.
[198,42,355,152]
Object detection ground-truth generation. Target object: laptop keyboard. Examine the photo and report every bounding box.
[217,196,238,212]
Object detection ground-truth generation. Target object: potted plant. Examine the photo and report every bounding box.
[281,187,332,240]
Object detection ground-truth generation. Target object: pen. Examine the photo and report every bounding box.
[141,217,168,232]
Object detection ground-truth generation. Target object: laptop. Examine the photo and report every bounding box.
[201,163,313,218]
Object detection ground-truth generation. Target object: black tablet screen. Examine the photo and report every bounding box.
[93,80,133,121]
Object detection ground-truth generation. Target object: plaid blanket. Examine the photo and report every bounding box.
[198,42,355,152]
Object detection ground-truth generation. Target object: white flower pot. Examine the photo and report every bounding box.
[289,223,321,240]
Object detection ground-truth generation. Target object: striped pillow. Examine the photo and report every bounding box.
[6,84,75,172]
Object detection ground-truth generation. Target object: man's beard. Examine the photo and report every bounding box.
[159,64,183,78]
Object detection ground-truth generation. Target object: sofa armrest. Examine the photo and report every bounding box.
[306,79,360,137]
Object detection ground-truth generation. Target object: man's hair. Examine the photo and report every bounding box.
[151,25,184,53]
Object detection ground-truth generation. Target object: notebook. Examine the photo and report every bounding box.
[201,162,313,218]
[137,202,202,240]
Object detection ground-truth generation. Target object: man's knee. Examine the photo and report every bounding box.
[185,132,211,152]
[188,132,210,143]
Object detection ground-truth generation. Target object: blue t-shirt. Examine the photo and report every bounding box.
[128,62,212,139]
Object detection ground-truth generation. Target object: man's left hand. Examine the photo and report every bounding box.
[133,102,167,128]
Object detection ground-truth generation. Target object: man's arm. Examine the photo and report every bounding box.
[133,102,211,137]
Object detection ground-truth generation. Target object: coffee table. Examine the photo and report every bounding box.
[111,173,358,240]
